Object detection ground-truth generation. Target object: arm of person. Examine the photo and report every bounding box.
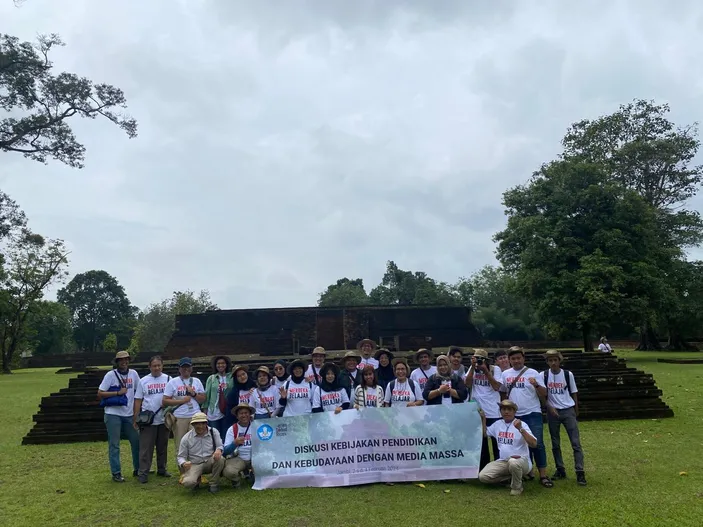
[412,384,425,406]
[162,394,191,406]
[222,426,236,456]
[451,377,468,401]
[423,378,440,401]
[480,410,487,437]
[486,366,502,391]
[132,397,143,429]
[514,420,537,448]
[529,374,548,398]
[177,436,190,468]
[97,372,126,398]
[194,380,207,405]
[203,375,214,407]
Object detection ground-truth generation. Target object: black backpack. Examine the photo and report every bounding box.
[387,378,418,407]
[543,369,572,396]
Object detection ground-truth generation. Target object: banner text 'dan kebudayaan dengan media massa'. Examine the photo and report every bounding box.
[251,402,482,489]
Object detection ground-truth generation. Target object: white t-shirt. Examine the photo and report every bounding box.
[355,385,384,408]
[282,379,317,417]
[541,369,578,410]
[237,387,254,407]
[206,374,229,421]
[304,364,323,385]
[410,366,437,393]
[500,367,545,416]
[273,376,289,389]
[163,376,205,418]
[224,422,252,461]
[486,419,534,471]
[252,385,280,416]
[316,388,350,412]
[358,357,379,370]
[598,343,612,353]
[137,373,171,425]
[99,369,143,417]
[466,366,502,418]
[383,379,424,407]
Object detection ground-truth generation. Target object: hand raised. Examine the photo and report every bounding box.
[513,419,523,430]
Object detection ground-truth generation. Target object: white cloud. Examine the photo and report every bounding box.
[1,0,702,309]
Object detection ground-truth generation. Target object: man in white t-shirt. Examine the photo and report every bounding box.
[163,357,206,469]
[410,348,437,396]
[541,350,586,486]
[598,337,612,353]
[97,351,143,483]
[500,346,552,488]
[464,349,502,469]
[357,338,379,369]
[305,347,326,385]
[479,399,537,496]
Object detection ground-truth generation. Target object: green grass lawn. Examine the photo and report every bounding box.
[1,352,702,526]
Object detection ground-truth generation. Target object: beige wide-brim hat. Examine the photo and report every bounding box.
[343,350,361,361]
[190,412,208,424]
[231,404,255,416]
[356,338,377,350]
[473,349,489,359]
[374,348,394,360]
[507,346,524,356]
[544,349,564,361]
[311,346,327,356]
[498,400,519,412]
[255,365,272,378]
[114,350,130,362]
[415,348,433,361]
[391,358,410,371]
[232,364,249,376]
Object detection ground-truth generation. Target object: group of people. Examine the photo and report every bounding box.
[98,340,586,496]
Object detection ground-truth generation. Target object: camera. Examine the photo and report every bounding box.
[475,357,484,366]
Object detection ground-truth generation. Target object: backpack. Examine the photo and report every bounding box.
[543,369,572,396]
[387,378,417,407]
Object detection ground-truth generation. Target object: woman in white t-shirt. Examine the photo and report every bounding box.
[272,359,289,389]
[251,365,280,419]
[279,359,318,417]
[384,358,424,407]
[354,365,384,409]
[203,355,231,441]
[598,337,612,353]
[97,350,143,483]
[313,363,350,414]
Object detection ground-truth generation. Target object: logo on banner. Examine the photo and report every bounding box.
[257,424,274,441]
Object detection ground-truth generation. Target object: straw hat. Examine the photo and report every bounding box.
[356,338,377,350]
[544,349,564,361]
[190,412,208,424]
[415,348,433,361]
[114,351,130,362]
[311,346,327,356]
[231,403,254,416]
[498,400,518,411]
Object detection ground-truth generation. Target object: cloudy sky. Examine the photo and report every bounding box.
[2,0,703,310]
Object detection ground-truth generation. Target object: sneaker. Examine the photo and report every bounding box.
[576,471,587,486]
[231,479,241,489]
[133,470,138,477]
[552,469,567,480]
[112,473,125,483]
[157,471,172,478]
[209,485,219,494]
[138,474,148,484]
[510,488,523,496]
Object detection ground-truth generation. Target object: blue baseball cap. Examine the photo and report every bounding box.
[178,357,193,367]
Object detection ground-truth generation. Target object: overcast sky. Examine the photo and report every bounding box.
[2,0,703,311]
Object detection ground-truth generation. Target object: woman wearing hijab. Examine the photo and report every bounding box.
[279,359,317,417]
[423,355,469,405]
[354,365,384,409]
[225,365,256,429]
[204,355,232,440]
[272,359,289,388]
[374,349,395,391]
[313,363,350,414]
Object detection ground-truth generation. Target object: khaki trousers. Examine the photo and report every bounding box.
[223,457,252,483]
[478,457,529,491]
[182,457,225,489]
[172,417,192,464]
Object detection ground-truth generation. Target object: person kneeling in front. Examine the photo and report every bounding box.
[177,412,225,493]
[478,400,537,496]
[223,404,254,488]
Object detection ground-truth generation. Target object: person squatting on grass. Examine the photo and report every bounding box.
[97,350,142,483]
[223,403,255,488]
[478,399,537,496]
[177,411,225,493]
[541,350,587,486]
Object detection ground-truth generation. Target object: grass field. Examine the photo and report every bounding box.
[1,351,702,527]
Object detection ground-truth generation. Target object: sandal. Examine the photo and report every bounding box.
[540,477,554,488]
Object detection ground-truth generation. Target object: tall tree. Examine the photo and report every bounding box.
[368,260,458,306]
[318,278,369,307]
[494,160,673,351]
[127,290,217,357]
[0,233,69,372]
[57,270,136,353]
[1,33,137,168]
[24,300,74,356]
[561,99,703,349]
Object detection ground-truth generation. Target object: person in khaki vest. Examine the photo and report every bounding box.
[177,412,224,493]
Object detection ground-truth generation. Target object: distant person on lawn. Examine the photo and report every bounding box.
[598,337,612,354]
[500,346,552,488]
[162,357,206,468]
[98,350,143,483]
[133,355,172,483]
[357,339,379,369]
[203,355,232,441]
[541,350,586,486]
[177,412,225,493]
[479,400,537,496]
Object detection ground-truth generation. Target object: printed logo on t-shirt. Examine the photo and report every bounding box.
[321,392,342,407]
[239,392,252,405]
[365,393,377,407]
[505,376,526,389]
[392,388,412,403]
[175,385,189,397]
[218,381,227,393]
[289,387,310,400]
[258,394,275,409]
[238,431,252,447]
[548,381,567,395]
[417,377,429,389]
[498,430,515,445]
[145,381,167,396]
[473,373,490,387]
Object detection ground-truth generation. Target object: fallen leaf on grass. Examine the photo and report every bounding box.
[444,489,450,493]
[55,489,65,494]
[679,471,688,476]
[415,483,426,488]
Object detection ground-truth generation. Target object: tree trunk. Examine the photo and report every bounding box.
[1,351,11,374]
[635,322,662,351]
[664,330,698,351]
[582,323,594,352]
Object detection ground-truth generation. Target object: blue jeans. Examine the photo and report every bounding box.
[208,418,228,442]
[104,413,139,475]
[519,412,547,470]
